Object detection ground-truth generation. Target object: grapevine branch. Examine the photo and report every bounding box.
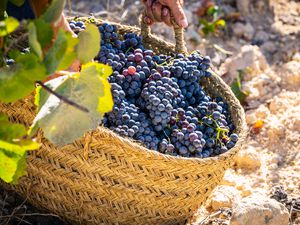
[35,81,89,113]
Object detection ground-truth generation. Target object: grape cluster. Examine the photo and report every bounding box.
[159,97,238,157]
[123,32,144,51]
[104,82,159,150]
[169,53,212,107]
[141,71,182,131]
[70,22,239,158]
[69,20,86,33]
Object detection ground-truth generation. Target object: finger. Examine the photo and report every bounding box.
[144,0,156,22]
[161,7,172,26]
[60,13,77,38]
[146,0,153,7]
[152,1,163,22]
[164,0,188,28]
[143,16,154,25]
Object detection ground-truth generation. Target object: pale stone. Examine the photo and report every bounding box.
[236,0,250,16]
[232,22,255,41]
[267,121,285,140]
[278,60,300,91]
[245,110,257,125]
[235,146,261,170]
[219,45,269,82]
[221,169,240,186]
[230,194,289,225]
[261,41,277,53]
[255,30,269,42]
[255,105,270,119]
[236,184,252,197]
[207,185,241,211]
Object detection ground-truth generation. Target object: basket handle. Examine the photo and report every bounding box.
[140,12,187,53]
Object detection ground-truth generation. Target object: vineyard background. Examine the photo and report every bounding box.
[1,0,299,224]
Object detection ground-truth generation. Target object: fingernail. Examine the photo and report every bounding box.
[179,19,188,28]
[162,8,168,16]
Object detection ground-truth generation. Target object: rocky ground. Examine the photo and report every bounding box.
[1,0,299,224]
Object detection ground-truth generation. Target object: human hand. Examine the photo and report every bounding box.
[142,0,188,28]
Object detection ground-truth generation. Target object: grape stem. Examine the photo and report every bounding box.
[212,119,229,142]
[125,46,133,54]
[163,129,171,143]
[201,115,229,143]
[35,81,89,113]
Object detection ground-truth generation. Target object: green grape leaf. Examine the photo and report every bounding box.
[76,24,100,64]
[0,114,26,141]
[0,16,19,37]
[33,19,53,50]
[0,113,39,183]
[8,0,25,7]
[57,33,79,71]
[202,22,215,35]
[28,22,43,60]
[43,29,67,74]
[30,63,113,146]
[0,53,46,103]
[231,70,250,104]
[43,29,79,74]
[207,6,217,16]
[199,18,208,26]
[40,0,66,23]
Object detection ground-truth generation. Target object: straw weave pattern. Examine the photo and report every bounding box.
[0,18,247,225]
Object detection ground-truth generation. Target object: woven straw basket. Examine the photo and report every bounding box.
[0,17,247,225]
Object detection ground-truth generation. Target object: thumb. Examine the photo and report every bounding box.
[167,1,188,28]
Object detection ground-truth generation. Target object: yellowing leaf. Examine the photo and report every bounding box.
[31,63,113,145]
[80,63,113,113]
[0,16,19,37]
[81,62,112,79]
[215,19,226,27]
[97,77,113,113]
[0,140,39,155]
[0,149,26,183]
[0,114,39,183]
[76,24,101,63]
